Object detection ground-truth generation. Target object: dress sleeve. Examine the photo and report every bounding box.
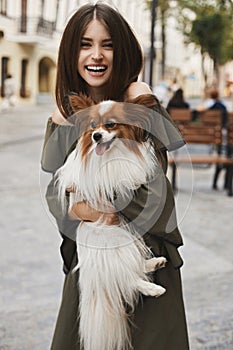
[41,117,79,173]
[150,103,186,151]
[41,118,80,272]
[41,118,79,239]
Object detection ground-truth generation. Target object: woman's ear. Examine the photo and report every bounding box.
[68,93,94,112]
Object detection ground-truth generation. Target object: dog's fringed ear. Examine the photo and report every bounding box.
[68,93,94,112]
[125,94,157,108]
[126,94,163,113]
[123,94,160,133]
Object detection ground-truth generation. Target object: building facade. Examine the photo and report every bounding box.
[1,0,230,106]
[0,0,76,105]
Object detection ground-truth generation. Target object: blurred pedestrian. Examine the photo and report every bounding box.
[206,90,229,190]
[153,81,170,106]
[193,88,227,124]
[195,88,229,189]
[168,77,180,94]
[196,89,226,116]
[166,88,190,112]
[1,74,17,111]
[207,89,227,127]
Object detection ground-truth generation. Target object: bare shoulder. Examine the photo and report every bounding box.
[52,108,72,125]
[125,82,152,100]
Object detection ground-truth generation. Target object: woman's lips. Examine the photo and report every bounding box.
[85,65,107,76]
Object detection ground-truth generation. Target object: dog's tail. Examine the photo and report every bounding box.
[76,222,150,350]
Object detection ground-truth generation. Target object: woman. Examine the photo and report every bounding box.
[41,3,189,350]
[166,88,190,112]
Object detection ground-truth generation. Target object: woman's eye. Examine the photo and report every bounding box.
[105,121,115,129]
[103,43,113,48]
[90,121,96,129]
[81,42,91,47]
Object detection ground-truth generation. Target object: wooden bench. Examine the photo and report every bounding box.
[198,109,222,125]
[168,108,192,124]
[168,112,233,196]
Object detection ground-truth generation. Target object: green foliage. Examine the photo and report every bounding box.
[177,0,233,65]
[191,13,225,63]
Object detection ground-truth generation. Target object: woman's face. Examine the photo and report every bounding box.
[78,19,113,97]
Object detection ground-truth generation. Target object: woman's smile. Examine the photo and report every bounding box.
[85,64,108,76]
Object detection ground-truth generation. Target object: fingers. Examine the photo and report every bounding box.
[68,200,120,225]
[100,213,120,226]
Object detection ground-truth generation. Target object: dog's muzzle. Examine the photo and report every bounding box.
[93,132,116,156]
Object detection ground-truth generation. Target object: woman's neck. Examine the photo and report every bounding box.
[88,86,108,103]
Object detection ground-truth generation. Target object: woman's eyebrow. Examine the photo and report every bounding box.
[81,37,92,41]
[81,37,112,42]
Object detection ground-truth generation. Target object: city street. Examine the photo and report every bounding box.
[0,103,233,350]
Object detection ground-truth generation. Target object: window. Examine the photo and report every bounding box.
[20,59,29,97]
[1,56,9,97]
[20,0,27,33]
[0,0,7,16]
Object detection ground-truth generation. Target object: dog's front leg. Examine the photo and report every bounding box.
[145,257,167,273]
[136,279,166,297]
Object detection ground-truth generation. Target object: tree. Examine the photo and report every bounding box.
[146,0,171,80]
[177,0,233,90]
[158,1,170,79]
[190,12,225,82]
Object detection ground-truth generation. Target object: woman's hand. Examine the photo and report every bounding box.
[68,201,120,225]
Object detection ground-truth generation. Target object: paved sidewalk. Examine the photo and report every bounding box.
[174,169,233,349]
[0,104,232,349]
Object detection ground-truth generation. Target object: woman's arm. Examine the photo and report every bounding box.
[69,201,120,225]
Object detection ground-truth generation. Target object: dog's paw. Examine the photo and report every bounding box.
[136,280,166,297]
[155,257,167,269]
[145,257,167,273]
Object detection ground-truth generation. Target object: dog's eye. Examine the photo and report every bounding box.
[105,121,116,129]
[90,121,96,129]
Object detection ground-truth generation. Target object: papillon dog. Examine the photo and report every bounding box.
[56,94,167,350]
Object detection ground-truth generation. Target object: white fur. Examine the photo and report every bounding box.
[75,221,152,350]
[99,100,114,114]
[56,131,166,350]
[57,137,157,208]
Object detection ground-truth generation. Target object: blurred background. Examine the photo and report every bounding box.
[0,0,233,108]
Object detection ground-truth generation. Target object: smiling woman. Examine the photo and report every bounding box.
[41,2,190,350]
[55,3,143,117]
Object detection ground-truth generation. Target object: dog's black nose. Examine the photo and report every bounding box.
[93,132,102,142]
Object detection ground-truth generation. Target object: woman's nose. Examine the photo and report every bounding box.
[92,46,103,60]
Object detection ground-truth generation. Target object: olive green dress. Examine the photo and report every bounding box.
[41,102,190,350]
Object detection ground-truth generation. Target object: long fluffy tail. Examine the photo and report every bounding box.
[76,222,150,350]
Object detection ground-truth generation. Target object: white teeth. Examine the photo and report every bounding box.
[86,66,106,72]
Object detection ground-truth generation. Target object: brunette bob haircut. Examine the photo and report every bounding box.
[56,2,144,117]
